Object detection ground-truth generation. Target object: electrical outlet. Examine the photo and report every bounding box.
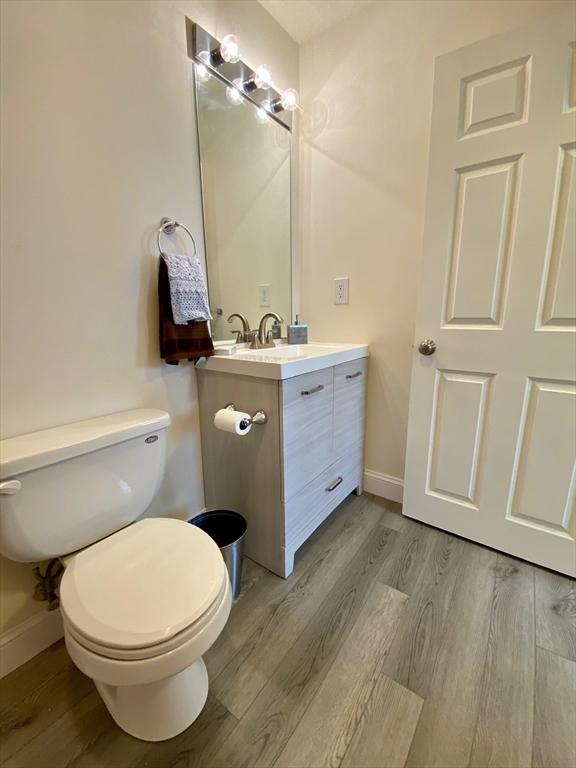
[259,284,270,307]
[334,277,349,305]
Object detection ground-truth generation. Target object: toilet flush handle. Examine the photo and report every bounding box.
[0,480,22,495]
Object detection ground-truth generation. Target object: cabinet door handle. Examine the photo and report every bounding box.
[346,371,363,380]
[325,476,343,492]
[301,384,324,396]
[0,480,21,495]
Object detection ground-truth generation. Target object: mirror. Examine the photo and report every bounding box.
[194,70,292,342]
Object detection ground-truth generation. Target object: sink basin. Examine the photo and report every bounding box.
[201,342,368,379]
[235,344,348,361]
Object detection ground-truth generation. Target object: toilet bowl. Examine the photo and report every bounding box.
[0,409,232,742]
[60,518,232,741]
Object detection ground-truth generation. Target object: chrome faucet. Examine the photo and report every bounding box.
[227,313,251,343]
[251,312,283,349]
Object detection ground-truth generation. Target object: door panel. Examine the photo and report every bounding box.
[459,56,531,138]
[539,143,576,328]
[428,370,492,506]
[444,156,520,327]
[507,378,576,537]
[404,8,576,576]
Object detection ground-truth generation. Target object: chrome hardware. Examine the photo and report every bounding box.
[418,339,437,356]
[254,312,283,349]
[224,403,268,426]
[190,22,294,132]
[346,371,363,380]
[325,477,343,492]
[0,480,22,495]
[301,384,324,397]
[227,313,251,343]
[157,218,197,257]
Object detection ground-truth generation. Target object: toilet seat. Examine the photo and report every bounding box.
[63,576,229,661]
[60,517,227,653]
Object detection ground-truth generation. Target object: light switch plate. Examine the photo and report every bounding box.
[334,277,349,305]
[259,284,271,307]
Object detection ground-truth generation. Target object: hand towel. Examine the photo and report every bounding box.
[161,252,212,324]
[158,258,214,364]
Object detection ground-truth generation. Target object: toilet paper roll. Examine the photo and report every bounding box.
[214,408,252,435]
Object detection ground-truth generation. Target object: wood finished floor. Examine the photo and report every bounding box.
[1,493,575,768]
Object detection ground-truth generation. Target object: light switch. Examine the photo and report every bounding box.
[259,284,271,307]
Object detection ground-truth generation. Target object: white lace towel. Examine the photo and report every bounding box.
[161,253,213,325]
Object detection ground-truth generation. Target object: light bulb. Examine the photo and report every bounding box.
[254,65,273,89]
[280,88,299,111]
[194,62,210,83]
[226,84,243,105]
[241,65,273,93]
[220,34,240,64]
[255,107,270,124]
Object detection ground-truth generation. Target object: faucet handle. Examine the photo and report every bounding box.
[230,329,243,343]
[246,330,260,349]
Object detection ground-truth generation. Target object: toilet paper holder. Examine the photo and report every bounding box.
[224,403,268,427]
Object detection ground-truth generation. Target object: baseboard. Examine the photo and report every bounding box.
[363,469,404,503]
[0,608,64,679]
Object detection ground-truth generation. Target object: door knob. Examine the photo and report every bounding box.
[418,339,437,356]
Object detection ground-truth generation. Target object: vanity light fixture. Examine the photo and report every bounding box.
[269,88,299,114]
[242,65,273,93]
[190,22,296,129]
[210,33,241,67]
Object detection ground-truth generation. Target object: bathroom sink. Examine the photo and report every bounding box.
[236,344,346,360]
[201,342,368,379]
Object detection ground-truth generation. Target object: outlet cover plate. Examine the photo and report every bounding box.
[334,277,349,305]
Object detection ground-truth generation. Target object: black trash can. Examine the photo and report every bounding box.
[190,511,247,600]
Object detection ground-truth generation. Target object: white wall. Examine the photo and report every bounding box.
[0,0,297,633]
[298,0,569,486]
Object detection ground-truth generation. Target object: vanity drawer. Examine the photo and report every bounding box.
[281,367,334,500]
[284,448,363,553]
[333,358,368,459]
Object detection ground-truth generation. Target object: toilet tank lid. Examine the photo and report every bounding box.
[0,409,170,479]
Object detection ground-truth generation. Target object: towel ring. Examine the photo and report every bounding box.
[157,217,197,257]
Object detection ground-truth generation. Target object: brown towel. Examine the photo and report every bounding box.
[158,258,215,365]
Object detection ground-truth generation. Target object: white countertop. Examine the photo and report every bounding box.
[198,342,369,380]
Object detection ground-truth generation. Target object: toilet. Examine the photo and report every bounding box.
[0,409,232,742]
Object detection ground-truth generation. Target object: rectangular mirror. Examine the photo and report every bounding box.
[193,66,292,342]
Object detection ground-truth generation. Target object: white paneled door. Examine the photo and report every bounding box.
[404,9,576,576]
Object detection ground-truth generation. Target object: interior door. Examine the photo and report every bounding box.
[404,8,576,577]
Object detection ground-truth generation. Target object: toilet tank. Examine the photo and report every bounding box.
[0,409,170,562]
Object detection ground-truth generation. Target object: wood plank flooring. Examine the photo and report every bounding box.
[0,493,575,768]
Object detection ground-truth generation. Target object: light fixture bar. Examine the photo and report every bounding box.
[187,20,293,131]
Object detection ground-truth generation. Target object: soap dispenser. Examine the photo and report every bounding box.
[287,315,309,345]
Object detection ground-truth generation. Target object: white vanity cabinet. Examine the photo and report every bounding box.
[197,350,368,577]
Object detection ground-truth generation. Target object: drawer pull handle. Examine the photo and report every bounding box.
[301,384,324,396]
[326,476,343,492]
[346,371,363,380]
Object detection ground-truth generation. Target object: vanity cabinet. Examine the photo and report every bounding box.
[197,356,367,577]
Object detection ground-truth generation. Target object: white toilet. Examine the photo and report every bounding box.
[0,409,232,742]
